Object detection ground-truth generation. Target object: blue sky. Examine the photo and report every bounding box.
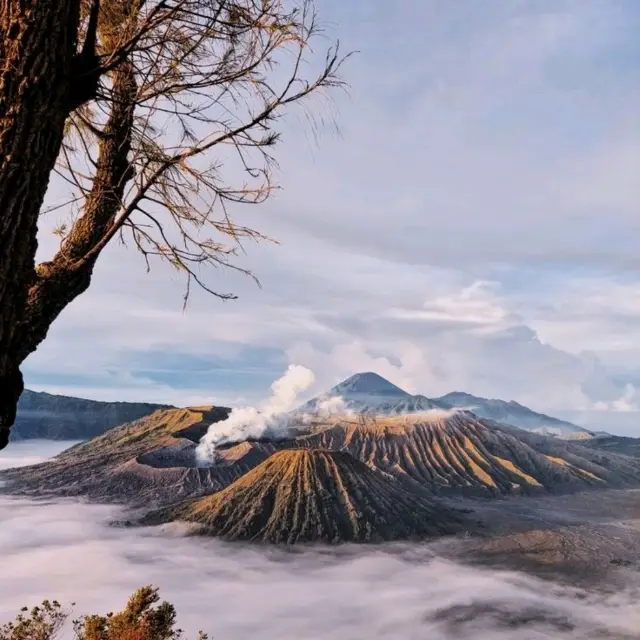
[23,0,640,434]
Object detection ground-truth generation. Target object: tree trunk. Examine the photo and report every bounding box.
[17,59,137,364]
[0,0,81,448]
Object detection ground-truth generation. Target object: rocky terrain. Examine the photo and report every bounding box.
[4,406,640,512]
[578,433,640,458]
[141,449,473,543]
[443,489,640,582]
[0,406,242,506]
[12,389,172,440]
[259,412,640,497]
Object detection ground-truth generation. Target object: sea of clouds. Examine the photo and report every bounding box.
[1,441,640,639]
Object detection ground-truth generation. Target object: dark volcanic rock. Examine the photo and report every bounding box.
[12,389,172,441]
[141,449,471,543]
[578,434,640,458]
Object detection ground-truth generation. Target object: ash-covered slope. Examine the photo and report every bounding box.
[263,412,640,497]
[0,406,242,506]
[12,389,172,441]
[577,433,640,458]
[435,392,591,438]
[142,449,469,543]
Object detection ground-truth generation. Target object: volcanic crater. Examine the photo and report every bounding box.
[4,398,640,548]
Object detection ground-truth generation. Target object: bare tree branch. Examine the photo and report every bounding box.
[21,0,349,359]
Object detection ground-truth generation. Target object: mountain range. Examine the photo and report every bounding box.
[4,390,640,546]
[12,389,171,441]
[433,391,591,437]
[4,403,638,507]
[4,372,640,554]
[301,372,593,439]
[15,372,595,442]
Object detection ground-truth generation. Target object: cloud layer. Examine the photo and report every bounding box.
[2,443,640,639]
[6,503,640,640]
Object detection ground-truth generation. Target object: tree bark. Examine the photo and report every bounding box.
[17,60,137,364]
[0,0,81,447]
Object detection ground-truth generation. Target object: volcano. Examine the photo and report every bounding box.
[330,371,409,398]
[6,406,640,509]
[298,373,589,437]
[298,371,446,415]
[142,449,471,543]
[261,412,640,497]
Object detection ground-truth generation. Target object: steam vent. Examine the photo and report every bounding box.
[142,449,471,543]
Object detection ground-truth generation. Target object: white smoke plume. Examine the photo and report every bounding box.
[196,365,316,465]
[316,395,349,416]
[298,394,356,425]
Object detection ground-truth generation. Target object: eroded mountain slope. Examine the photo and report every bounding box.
[141,449,471,543]
[240,412,640,497]
[4,408,640,507]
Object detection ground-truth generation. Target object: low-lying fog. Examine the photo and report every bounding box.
[1,442,640,639]
[0,439,83,473]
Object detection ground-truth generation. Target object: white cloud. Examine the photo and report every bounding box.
[592,384,640,414]
[524,279,640,365]
[24,233,640,424]
[3,494,639,640]
[386,281,519,335]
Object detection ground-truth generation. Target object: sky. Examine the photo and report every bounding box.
[22,1,640,433]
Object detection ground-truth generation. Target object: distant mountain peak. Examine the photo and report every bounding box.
[300,376,589,439]
[331,372,409,397]
[435,391,590,436]
[13,389,172,441]
[440,391,477,402]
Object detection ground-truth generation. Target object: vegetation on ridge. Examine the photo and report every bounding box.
[0,586,207,640]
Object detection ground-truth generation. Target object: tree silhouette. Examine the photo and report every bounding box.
[0,0,348,448]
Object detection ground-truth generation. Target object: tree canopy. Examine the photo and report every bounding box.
[0,0,347,448]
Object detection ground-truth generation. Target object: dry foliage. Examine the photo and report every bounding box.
[47,0,348,304]
[0,586,208,640]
